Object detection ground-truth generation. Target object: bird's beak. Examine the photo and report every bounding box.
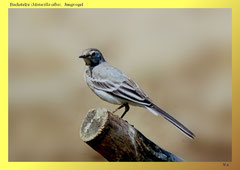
[79,54,86,58]
[79,55,85,58]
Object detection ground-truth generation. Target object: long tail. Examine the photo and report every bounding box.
[145,104,195,139]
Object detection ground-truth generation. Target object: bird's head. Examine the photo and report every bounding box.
[79,48,105,67]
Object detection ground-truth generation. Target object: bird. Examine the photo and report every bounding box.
[79,48,195,139]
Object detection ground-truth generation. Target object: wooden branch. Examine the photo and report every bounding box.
[80,108,183,162]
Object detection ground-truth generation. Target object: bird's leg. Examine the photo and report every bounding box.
[112,104,125,114]
[112,103,130,118]
[120,103,130,119]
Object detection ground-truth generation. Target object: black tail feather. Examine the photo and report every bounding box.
[146,104,195,139]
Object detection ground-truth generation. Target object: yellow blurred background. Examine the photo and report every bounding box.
[8,9,231,161]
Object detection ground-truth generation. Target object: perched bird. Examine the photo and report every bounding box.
[79,48,195,139]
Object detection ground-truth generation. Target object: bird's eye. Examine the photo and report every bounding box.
[91,52,96,56]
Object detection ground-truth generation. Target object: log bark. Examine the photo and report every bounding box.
[80,108,183,162]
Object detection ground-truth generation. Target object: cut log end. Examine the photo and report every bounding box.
[80,108,109,142]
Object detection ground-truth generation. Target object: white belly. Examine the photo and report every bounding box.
[93,89,124,105]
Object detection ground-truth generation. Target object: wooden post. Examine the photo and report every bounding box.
[80,108,183,162]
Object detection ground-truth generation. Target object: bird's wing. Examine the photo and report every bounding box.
[90,75,152,106]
